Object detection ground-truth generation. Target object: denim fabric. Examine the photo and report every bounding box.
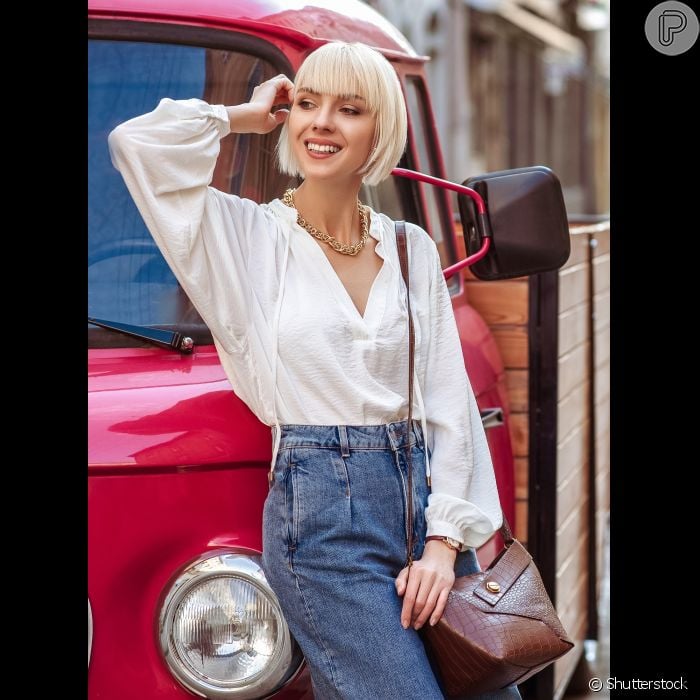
[262,420,521,700]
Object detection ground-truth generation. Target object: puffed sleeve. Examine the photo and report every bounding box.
[107,97,281,353]
[422,244,503,549]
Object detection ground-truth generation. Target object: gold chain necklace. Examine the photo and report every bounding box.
[282,188,369,256]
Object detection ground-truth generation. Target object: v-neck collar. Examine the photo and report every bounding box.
[268,198,390,336]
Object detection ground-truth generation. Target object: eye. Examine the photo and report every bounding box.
[340,106,360,115]
[297,99,315,110]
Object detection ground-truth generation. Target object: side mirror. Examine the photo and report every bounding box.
[392,166,570,281]
[457,166,570,280]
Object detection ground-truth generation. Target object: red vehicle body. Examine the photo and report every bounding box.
[88,1,516,697]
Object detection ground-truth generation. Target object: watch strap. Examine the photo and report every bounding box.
[425,535,460,552]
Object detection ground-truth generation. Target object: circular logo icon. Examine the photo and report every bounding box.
[645,1,699,55]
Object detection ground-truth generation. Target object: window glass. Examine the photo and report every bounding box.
[361,177,404,221]
[404,76,455,270]
[88,40,289,341]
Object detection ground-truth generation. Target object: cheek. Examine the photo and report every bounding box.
[362,119,378,150]
[286,114,307,152]
[287,108,301,133]
[287,106,312,135]
[359,125,377,157]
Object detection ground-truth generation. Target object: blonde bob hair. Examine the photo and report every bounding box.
[276,42,408,187]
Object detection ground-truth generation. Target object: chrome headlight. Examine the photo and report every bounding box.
[159,549,302,699]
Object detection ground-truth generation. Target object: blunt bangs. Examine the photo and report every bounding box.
[295,44,383,117]
[276,42,407,186]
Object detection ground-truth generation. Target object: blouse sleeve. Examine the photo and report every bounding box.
[422,243,503,549]
[107,97,280,352]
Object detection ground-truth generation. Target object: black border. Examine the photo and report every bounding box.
[610,1,696,692]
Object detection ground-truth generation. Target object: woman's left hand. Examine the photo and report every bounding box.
[395,541,456,630]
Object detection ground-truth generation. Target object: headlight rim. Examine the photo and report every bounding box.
[158,547,300,699]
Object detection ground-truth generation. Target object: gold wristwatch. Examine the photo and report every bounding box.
[425,535,461,552]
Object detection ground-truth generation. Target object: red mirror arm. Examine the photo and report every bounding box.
[391,167,491,280]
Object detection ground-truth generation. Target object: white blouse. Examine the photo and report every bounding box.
[108,97,502,549]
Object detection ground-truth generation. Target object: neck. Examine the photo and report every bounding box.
[292,179,363,245]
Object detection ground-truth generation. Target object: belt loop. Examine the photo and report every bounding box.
[338,425,350,457]
[410,419,423,450]
[386,423,399,452]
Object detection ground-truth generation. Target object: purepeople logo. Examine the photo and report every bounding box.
[645,1,699,55]
[659,8,687,44]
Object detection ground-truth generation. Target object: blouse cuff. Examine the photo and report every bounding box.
[210,103,232,138]
[155,97,232,139]
[425,520,466,551]
[425,493,502,549]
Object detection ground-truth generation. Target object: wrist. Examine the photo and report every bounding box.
[424,538,459,560]
[226,103,257,133]
[425,535,461,553]
[425,535,461,551]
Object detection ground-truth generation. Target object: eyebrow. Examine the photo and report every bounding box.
[297,88,366,102]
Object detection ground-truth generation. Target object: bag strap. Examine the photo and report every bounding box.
[394,221,514,567]
[395,220,415,567]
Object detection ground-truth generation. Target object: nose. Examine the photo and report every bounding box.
[312,105,335,132]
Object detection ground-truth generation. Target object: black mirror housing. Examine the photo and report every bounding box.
[458,166,571,280]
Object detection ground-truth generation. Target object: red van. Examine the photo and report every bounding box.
[88,1,517,697]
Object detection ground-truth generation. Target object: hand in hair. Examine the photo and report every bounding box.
[226,74,294,134]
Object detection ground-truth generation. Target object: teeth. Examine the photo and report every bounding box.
[306,143,340,153]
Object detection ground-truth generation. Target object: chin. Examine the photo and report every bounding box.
[299,167,343,182]
[300,168,342,180]
[299,162,365,184]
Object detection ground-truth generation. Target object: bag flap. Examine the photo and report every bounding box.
[473,539,532,606]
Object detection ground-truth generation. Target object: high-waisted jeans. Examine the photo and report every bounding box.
[261,419,522,700]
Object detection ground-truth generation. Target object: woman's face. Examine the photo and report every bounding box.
[288,90,377,184]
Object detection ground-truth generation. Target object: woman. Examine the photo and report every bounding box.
[109,41,520,700]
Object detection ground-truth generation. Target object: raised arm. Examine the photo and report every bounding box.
[107,75,293,257]
[107,76,294,349]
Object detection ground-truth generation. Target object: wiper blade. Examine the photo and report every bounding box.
[88,317,194,354]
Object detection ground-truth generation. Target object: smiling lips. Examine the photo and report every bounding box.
[305,140,342,157]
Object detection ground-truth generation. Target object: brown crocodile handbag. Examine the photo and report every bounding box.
[419,519,575,695]
[395,221,574,697]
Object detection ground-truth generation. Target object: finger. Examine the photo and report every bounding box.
[270,75,294,93]
[262,74,292,86]
[273,76,294,103]
[410,574,435,627]
[429,587,451,627]
[413,583,441,630]
[253,75,292,97]
[400,567,422,629]
[395,567,409,597]
[272,91,292,106]
[273,87,294,107]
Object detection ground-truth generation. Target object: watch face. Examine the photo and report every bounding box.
[446,537,461,549]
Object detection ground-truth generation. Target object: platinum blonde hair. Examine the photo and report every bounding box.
[276,42,408,186]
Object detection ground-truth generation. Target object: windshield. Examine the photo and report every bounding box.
[88,39,292,345]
